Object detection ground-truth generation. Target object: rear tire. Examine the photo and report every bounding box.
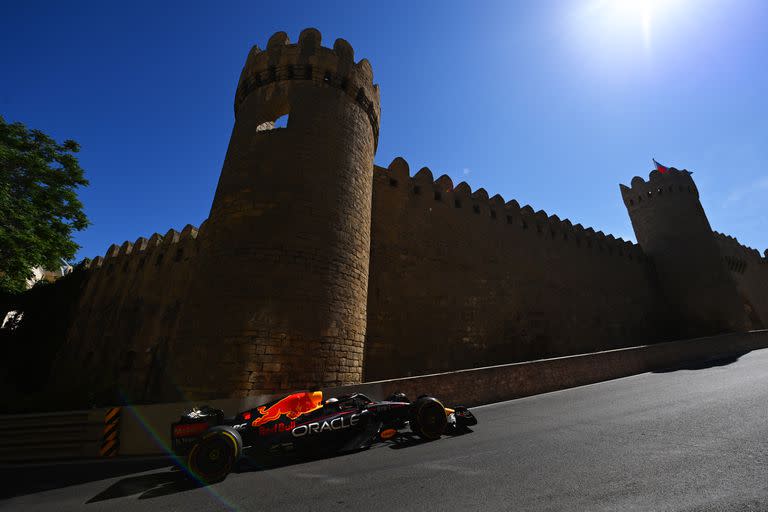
[187,427,242,484]
[409,397,447,440]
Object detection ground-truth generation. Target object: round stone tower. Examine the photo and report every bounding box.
[620,169,748,338]
[166,28,380,399]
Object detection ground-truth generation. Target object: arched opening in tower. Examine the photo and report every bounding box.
[273,113,288,129]
[255,100,291,132]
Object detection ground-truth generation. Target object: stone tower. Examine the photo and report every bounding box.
[620,169,749,338]
[163,28,380,400]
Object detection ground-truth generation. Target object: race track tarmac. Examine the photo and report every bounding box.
[2,348,767,511]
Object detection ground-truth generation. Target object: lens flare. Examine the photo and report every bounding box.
[118,392,243,511]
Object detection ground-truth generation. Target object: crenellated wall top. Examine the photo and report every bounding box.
[234,28,380,146]
[375,157,644,261]
[84,224,201,269]
[619,168,698,206]
[713,230,767,263]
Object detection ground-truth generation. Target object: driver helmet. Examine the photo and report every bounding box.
[324,397,339,407]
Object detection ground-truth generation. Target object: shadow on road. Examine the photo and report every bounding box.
[0,430,476,503]
[653,351,749,373]
[86,467,201,502]
[0,456,174,500]
[387,432,429,450]
[85,451,371,503]
[83,430,475,502]
[389,429,473,449]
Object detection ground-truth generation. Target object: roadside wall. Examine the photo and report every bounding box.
[0,409,103,462]
[114,329,768,456]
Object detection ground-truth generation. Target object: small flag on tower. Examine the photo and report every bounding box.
[652,158,669,174]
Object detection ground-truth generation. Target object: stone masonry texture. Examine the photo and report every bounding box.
[13,28,765,406]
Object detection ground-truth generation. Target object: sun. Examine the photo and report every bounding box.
[613,0,658,47]
[576,0,686,52]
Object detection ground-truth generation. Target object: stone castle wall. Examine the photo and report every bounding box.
[621,170,751,337]
[160,29,380,401]
[364,159,668,380]
[713,231,768,329]
[12,28,765,408]
[49,225,200,404]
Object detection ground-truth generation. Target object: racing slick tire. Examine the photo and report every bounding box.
[409,396,448,441]
[187,426,242,484]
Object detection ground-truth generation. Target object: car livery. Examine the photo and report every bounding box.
[250,391,324,427]
[171,391,477,484]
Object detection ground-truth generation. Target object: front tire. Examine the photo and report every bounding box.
[409,397,448,440]
[187,427,242,484]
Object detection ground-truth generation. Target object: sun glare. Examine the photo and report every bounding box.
[613,0,661,48]
[573,0,688,60]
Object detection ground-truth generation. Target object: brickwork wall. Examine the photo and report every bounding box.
[621,169,750,337]
[17,29,765,408]
[163,29,380,400]
[364,158,667,380]
[49,225,200,404]
[713,231,768,329]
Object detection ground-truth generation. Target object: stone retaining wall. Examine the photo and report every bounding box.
[115,330,768,456]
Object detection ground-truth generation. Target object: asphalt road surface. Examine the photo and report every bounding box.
[2,349,767,511]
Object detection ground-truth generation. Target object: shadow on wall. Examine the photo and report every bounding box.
[0,265,90,412]
[652,351,750,373]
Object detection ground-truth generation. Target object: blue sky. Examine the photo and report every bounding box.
[2,0,766,259]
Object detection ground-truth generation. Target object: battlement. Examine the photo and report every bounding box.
[713,231,766,263]
[85,224,200,270]
[234,28,380,146]
[33,30,768,406]
[619,168,699,210]
[377,157,644,261]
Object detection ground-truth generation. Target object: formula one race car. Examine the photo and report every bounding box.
[171,391,477,483]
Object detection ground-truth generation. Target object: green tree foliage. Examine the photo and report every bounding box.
[0,116,89,293]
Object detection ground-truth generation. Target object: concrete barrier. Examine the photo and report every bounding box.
[118,393,278,456]
[348,329,768,408]
[117,329,768,456]
[3,330,767,459]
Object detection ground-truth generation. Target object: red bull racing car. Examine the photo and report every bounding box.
[171,391,477,483]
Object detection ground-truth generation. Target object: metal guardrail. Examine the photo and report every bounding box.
[0,409,104,462]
